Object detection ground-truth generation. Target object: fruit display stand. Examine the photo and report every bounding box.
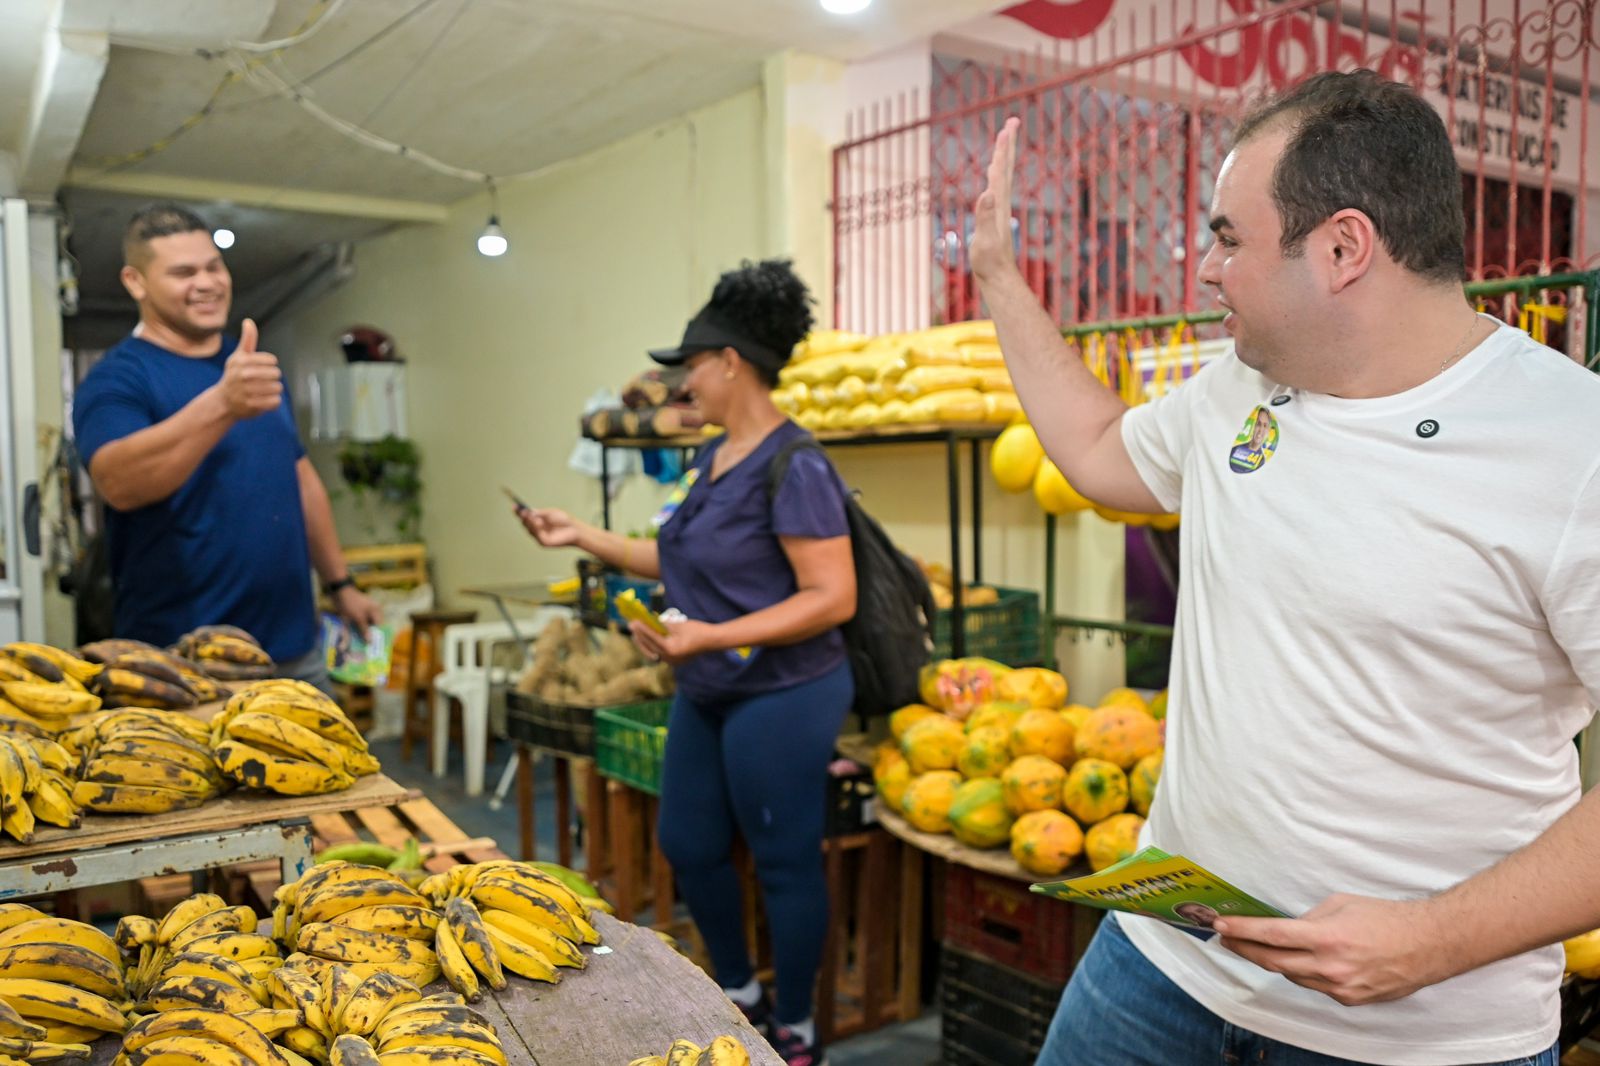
[0,692,411,900]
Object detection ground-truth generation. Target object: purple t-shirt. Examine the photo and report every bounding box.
[657,421,850,703]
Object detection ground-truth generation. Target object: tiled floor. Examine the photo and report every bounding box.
[374,734,942,1064]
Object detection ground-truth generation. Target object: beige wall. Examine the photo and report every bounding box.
[270,74,1129,694]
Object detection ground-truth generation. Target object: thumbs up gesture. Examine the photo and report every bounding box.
[220,318,283,420]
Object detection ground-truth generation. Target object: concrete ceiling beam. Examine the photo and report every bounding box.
[62,169,449,223]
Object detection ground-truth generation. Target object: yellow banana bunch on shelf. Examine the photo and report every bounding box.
[172,626,275,682]
[121,891,287,1008]
[273,864,437,987]
[77,640,225,706]
[417,861,597,998]
[625,1036,752,1066]
[0,734,81,841]
[212,682,377,798]
[0,907,128,1041]
[64,709,225,816]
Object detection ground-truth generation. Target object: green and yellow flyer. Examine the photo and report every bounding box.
[1031,847,1289,934]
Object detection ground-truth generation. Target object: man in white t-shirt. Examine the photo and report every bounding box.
[971,70,1600,1066]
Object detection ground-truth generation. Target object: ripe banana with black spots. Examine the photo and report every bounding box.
[464,879,588,945]
[431,922,479,1003]
[0,943,125,1000]
[277,1026,329,1065]
[326,906,438,942]
[169,906,256,952]
[158,896,227,946]
[0,980,126,1033]
[157,952,269,1006]
[180,932,279,963]
[70,781,206,815]
[0,684,99,720]
[693,1037,751,1066]
[265,968,325,1039]
[0,919,119,972]
[214,741,354,797]
[439,900,503,992]
[295,925,437,969]
[295,871,429,928]
[2,646,99,686]
[80,755,215,796]
[95,668,197,711]
[329,1036,381,1066]
[122,1008,290,1066]
[0,1036,92,1063]
[665,1041,701,1066]
[372,1021,504,1066]
[372,1048,500,1066]
[336,975,420,1039]
[142,974,260,1015]
[0,1000,46,1042]
[27,774,79,830]
[477,915,576,980]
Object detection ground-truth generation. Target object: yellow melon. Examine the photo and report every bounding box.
[957,726,1012,780]
[1085,812,1144,872]
[1009,708,1076,766]
[994,667,1069,709]
[1009,809,1085,876]
[900,770,962,833]
[1062,758,1129,825]
[1130,750,1163,817]
[990,422,1045,493]
[1034,459,1093,515]
[1075,706,1163,770]
[1000,754,1067,816]
[901,715,966,774]
[949,777,1014,849]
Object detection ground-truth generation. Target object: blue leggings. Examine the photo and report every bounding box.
[656,660,853,1024]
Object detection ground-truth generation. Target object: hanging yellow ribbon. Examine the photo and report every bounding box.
[1155,322,1191,395]
[1517,301,1567,344]
[1118,328,1145,406]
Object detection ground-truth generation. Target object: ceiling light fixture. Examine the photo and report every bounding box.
[477,180,507,258]
[820,0,871,13]
[213,228,236,249]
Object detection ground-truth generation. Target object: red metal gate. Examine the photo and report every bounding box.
[832,0,1600,337]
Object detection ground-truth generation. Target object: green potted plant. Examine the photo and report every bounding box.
[338,436,422,538]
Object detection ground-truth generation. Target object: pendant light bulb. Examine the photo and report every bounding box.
[477,179,508,257]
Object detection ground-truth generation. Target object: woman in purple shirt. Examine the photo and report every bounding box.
[518,261,856,1066]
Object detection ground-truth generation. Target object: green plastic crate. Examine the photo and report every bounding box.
[594,699,672,796]
[932,585,1042,665]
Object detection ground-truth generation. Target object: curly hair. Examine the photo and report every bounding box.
[706,259,814,386]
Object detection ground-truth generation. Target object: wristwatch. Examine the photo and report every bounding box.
[324,576,357,596]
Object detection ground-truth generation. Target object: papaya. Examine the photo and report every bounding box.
[1148,689,1169,720]
[918,658,1012,721]
[994,667,1069,709]
[1010,708,1076,766]
[1059,703,1094,735]
[874,747,914,813]
[1130,750,1163,817]
[1075,706,1163,770]
[990,422,1044,493]
[1098,687,1149,713]
[949,777,1013,849]
[957,726,1012,780]
[889,703,942,741]
[1062,758,1129,825]
[1085,812,1145,872]
[1000,754,1067,816]
[965,700,1027,735]
[901,714,966,774]
[900,770,962,833]
[1009,809,1085,876]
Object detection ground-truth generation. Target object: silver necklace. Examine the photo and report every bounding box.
[1436,316,1481,377]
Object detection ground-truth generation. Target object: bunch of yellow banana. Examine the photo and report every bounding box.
[120,893,286,1007]
[0,734,80,841]
[115,1007,296,1066]
[0,682,101,735]
[64,710,224,816]
[172,627,274,683]
[264,962,505,1066]
[0,645,100,690]
[0,904,129,1043]
[78,640,225,708]
[211,682,378,798]
[272,864,438,988]
[417,861,595,997]
[626,1037,752,1066]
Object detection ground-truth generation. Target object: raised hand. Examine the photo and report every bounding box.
[519,506,582,548]
[970,116,1021,285]
[220,318,283,420]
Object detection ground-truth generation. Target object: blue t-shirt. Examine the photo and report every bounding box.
[73,334,316,661]
[656,421,850,703]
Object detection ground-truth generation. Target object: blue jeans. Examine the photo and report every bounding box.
[655,660,854,1025]
[1036,915,1559,1066]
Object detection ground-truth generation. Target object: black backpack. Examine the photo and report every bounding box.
[767,437,934,716]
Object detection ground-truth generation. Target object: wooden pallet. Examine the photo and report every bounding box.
[141,796,507,914]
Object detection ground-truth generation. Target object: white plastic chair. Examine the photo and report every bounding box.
[432,608,570,795]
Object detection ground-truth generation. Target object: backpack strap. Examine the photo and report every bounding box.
[765,435,829,504]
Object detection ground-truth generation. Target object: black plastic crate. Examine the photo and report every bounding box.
[939,944,1064,1066]
[504,690,597,758]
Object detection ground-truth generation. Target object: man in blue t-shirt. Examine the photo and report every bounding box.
[73,203,380,690]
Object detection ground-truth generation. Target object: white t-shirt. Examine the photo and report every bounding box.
[1117,319,1600,1065]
